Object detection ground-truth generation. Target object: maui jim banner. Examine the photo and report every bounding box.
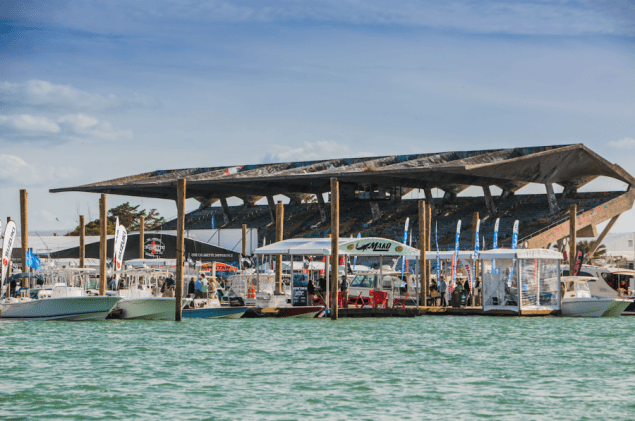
[339,238,414,256]
[1,221,17,285]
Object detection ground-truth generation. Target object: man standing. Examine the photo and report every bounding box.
[340,275,349,308]
[200,273,209,298]
[438,276,447,307]
[194,276,204,299]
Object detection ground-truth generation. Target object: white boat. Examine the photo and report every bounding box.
[561,276,631,317]
[110,269,185,320]
[1,270,121,321]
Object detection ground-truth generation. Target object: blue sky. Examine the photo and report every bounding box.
[1,0,634,233]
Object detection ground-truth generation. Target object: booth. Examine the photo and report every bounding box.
[478,249,562,315]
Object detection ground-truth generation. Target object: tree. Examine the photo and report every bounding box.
[66,202,167,236]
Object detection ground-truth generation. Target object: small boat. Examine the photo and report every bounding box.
[110,269,185,320]
[275,306,324,318]
[561,276,631,317]
[1,270,121,321]
[182,297,248,319]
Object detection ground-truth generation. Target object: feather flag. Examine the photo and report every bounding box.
[512,220,519,249]
[401,218,410,276]
[473,218,480,259]
[435,222,440,289]
[1,221,17,287]
[450,220,461,293]
[492,218,500,274]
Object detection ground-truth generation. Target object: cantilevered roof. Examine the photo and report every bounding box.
[51,144,635,202]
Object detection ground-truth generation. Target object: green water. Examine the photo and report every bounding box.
[1,316,634,420]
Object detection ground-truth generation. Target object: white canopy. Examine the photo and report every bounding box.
[477,248,563,260]
[424,250,476,261]
[254,237,418,256]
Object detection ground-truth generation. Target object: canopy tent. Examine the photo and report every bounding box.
[424,250,477,261]
[477,249,563,260]
[254,237,419,257]
[203,262,238,271]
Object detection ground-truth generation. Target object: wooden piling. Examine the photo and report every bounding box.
[569,204,577,274]
[139,215,145,259]
[19,190,28,273]
[79,215,85,269]
[426,203,431,297]
[99,195,107,296]
[330,178,339,320]
[275,201,284,294]
[175,178,186,322]
[418,200,426,306]
[242,224,247,262]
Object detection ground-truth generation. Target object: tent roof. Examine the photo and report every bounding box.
[254,237,418,256]
[477,248,563,260]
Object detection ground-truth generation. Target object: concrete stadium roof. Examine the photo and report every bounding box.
[51,144,635,202]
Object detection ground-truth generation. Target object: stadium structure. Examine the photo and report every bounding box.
[51,144,635,253]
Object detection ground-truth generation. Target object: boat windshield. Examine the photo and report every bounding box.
[351,275,375,288]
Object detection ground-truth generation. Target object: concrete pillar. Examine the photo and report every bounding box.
[316,193,327,223]
[483,185,496,214]
[220,197,232,224]
[546,183,559,214]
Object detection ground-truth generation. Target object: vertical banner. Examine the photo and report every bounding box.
[572,249,584,276]
[473,218,480,260]
[450,220,461,294]
[492,218,500,274]
[401,218,410,276]
[512,220,519,250]
[211,214,215,229]
[1,221,17,286]
[460,258,473,290]
[353,233,361,269]
[113,224,128,279]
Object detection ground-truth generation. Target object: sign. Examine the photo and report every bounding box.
[572,249,585,276]
[1,221,17,285]
[113,225,128,272]
[144,238,166,257]
[292,273,309,306]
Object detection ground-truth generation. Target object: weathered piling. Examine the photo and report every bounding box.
[418,200,426,305]
[99,195,107,296]
[275,201,284,294]
[19,190,28,273]
[79,215,85,269]
[139,215,145,259]
[175,178,186,322]
[569,204,577,273]
[242,224,247,268]
[330,178,339,320]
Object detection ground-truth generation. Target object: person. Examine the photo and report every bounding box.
[188,277,196,297]
[109,277,117,291]
[200,273,209,298]
[438,276,447,307]
[317,276,327,302]
[463,279,471,306]
[307,279,316,297]
[340,275,349,308]
[194,276,204,299]
[209,276,219,301]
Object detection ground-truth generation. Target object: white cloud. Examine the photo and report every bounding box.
[609,137,635,149]
[0,113,132,142]
[0,154,82,187]
[261,140,358,163]
[0,80,158,111]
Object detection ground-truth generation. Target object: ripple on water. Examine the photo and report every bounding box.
[1,317,634,420]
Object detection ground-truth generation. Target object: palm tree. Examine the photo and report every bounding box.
[577,240,606,264]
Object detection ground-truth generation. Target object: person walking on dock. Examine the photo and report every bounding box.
[438,276,447,307]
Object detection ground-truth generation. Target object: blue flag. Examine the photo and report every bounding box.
[211,215,215,229]
[26,250,41,270]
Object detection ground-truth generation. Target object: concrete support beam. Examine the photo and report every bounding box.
[316,193,327,223]
[220,198,232,225]
[483,185,497,214]
[266,195,276,223]
[585,215,619,264]
[424,187,436,214]
[546,183,559,214]
[370,202,382,219]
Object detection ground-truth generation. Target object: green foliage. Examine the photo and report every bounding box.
[66,202,166,236]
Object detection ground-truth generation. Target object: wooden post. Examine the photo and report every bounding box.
[99,195,107,296]
[19,190,28,273]
[6,217,12,278]
[426,203,431,300]
[175,178,186,321]
[275,201,284,295]
[569,204,577,274]
[418,200,426,307]
[242,224,247,264]
[79,215,85,269]
[139,215,145,259]
[330,178,339,320]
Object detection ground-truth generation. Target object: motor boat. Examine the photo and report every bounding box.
[109,269,186,320]
[1,270,121,321]
[561,276,631,317]
[182,296,248,319]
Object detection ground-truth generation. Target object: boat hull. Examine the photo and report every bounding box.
[561,298,627,317]
[182,306,248,319]
[1,296,122,321]
[276,306,323,318]
[116,298,183,320]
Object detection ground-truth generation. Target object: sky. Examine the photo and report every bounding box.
[1,0,634,235]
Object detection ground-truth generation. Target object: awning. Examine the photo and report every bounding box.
[254,237,418,256]
[477,248,564,260]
